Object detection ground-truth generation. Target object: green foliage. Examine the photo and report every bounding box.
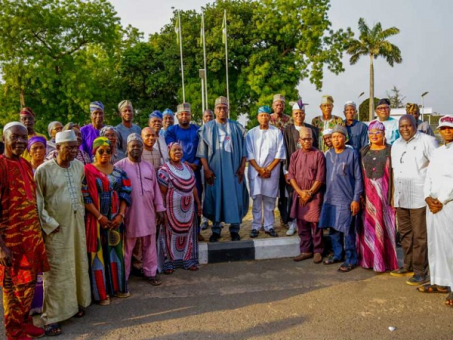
[358,97,380,122]
[0,0,353,132]
[0,0,123,132]
[347,18,402,121]
[386,86,406,108]
[119,0,353,127]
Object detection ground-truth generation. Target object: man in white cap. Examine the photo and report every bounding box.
[311,95,345,152]
[322,128,333,153]
[197,96,249,242]
[35,130,91,336]
[116,133,165,286]
[0,122,49,340]
[116,100,142,153]
[421,115,453,306]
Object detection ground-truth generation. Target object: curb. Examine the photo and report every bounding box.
[199,236,301,264]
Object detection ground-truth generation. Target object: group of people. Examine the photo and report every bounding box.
[0,92,452,339]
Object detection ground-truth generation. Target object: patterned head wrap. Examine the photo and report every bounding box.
[20,107,35,117]
[291,99,308,111]
[149,110,163,120]
[92,137,111,155]
[273,94,285,103]
[167,142,181,151]
[405,103,420,114]
[321,95,334,105]
[344,101,357,110]
[3,122,27,134]
[257,105,271,114]
[27,136,47,152]
[127,133,143,145]
[90,101,104,113]
[368,120,385,131]
[118,100,133,111]
[162,108,174,117]
[47,121,62,137]
[99,125,117,137]
[215,96,229,107]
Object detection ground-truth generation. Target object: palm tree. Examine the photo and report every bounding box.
[347,18,402,121]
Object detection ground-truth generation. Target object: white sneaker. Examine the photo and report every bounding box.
[286,221,297,236]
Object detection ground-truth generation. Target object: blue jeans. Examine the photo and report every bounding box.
[329,229,358,266]
[212,223,240,235]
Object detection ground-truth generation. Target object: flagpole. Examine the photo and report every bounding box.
[202,11,208,109]
[224,10,230,116]
[178,11,185,102]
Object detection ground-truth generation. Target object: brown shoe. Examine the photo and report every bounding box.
[313,253,323,264]
[293,252,313,262]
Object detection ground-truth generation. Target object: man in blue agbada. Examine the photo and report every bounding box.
[197,96,249,242]
[319,125,363,272]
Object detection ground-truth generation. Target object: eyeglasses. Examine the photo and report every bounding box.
[368,131,383,136]
[98,149,112,155]
[376,106,390,111]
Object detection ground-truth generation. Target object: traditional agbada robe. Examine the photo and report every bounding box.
[34,159,91,324]
[80,124,101,156]
[197,119,249,225]
[424,142,453,290]
[0,155,49,339]
[287,148,326,254]
[115,158,165,279]
[281,123,319,224]
[246,125,286,199]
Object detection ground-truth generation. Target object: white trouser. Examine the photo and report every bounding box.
[252,195,276,231]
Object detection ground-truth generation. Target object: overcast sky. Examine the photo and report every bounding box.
[110,0,452,121]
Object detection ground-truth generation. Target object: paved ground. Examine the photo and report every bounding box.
[3,256,452,340]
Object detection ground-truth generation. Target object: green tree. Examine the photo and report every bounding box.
[119,0,352,127]
[358,97,380,122]
[347,18,402,121]
[0,0,123,131]
[386,85,406,108]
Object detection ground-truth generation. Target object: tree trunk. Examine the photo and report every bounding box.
[19,88,25,107]
[369,54,374,121]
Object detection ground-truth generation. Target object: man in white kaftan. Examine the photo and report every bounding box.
[246,105,286,238]
[35,131,91,332]
[423,115,453,305]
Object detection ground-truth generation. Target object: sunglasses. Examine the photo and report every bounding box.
[97,149,112,155]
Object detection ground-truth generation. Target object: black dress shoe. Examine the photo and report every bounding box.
[209,232,221,242]
[230,232,241,241]
[250,229,259,238]
[265,228,278,237]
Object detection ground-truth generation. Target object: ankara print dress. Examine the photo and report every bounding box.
[82,164,132,301]
[158,162,199,271]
